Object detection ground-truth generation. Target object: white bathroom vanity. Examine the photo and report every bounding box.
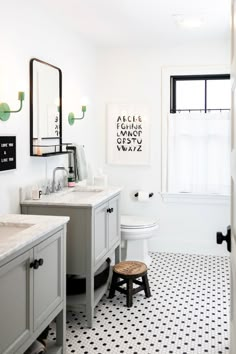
[21,185,122,327]
[0,214,69,354]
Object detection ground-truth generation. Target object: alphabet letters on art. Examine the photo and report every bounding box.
[116,115,143,152]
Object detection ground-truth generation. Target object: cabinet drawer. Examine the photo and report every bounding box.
[0,250,33,354]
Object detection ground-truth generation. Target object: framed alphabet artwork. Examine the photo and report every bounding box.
[106,103,150,165]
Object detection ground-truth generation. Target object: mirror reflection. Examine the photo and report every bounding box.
[30,58,63,156]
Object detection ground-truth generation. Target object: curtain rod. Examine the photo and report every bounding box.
[171,109,230,113]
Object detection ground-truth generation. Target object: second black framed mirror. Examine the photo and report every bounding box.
[30,58,69,156]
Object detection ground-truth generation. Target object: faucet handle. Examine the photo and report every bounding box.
[45,185,50,195]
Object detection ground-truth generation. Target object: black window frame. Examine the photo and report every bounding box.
[170,74,230,113]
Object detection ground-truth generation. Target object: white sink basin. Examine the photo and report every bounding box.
[0,223,33,238]
[72,187,104,197]
[72,191,102,198]
[73,186,104,192]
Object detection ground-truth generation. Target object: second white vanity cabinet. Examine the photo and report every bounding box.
[21,187,121,327]
[0,215,68,354]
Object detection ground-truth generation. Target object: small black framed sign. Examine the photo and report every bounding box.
[0,136,16,171]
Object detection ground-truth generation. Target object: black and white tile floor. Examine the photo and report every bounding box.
[49,252,230,354]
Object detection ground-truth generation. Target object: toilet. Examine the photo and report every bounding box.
[120,215,159,267]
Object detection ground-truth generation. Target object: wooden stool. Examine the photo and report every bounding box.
[108,261,151,307]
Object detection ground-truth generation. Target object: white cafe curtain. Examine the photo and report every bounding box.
[168,111,230,195]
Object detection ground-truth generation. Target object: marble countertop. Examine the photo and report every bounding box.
[0,214,69,264]
[21,185,122,208]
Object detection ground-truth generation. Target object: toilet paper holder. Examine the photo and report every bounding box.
[134,192,154,198]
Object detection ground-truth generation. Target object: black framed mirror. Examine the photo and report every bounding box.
[30,58,69,156]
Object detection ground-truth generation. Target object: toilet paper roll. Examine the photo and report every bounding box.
[137,191,149,202]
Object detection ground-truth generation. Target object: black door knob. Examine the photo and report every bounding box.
[38,258,44,266]
[30,259,39,269]
[216,226,231,252]
[30,258,44,269]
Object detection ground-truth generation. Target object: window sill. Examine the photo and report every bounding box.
[161,192,230,205]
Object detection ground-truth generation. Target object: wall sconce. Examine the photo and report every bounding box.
[68,105,86,125]
[0,91,25,121]
[68,96,88,126]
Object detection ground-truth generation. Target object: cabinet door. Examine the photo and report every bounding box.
[33,231,63,330]
[0,250,33,354]
[108,195,120,248]
[94,202,109,265]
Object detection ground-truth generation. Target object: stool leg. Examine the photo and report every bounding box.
[142,274,151,298]
[108,273,118,299]
[127,279,133,307]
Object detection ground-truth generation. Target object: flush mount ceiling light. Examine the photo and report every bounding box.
[173,14,205,29]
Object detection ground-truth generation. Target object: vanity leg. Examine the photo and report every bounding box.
[115,245,121,264]
[56,229,66,352]
[86,272,94,328]
[55,309,66,353]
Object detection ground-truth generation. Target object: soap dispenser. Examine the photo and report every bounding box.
[68,166,75,187]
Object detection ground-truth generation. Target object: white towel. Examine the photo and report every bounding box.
[24,340,46,354]
[74,144,88,182]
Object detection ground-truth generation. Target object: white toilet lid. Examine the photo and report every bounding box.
[121,215,157,229]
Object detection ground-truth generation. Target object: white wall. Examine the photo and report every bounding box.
[0,2,231,256]
[0,1,100,214]
[95,42,231,256]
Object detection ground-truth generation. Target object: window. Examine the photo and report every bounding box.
[170,74,230,113]
[167,74,231,196]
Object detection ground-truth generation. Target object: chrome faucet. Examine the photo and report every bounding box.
[52,167,68,193]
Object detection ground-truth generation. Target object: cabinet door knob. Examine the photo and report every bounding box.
[30,260,39,269]
[30,258,44,270]
[107,208,114,213]
[38,258,44,266]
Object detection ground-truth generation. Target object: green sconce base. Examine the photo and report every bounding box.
[68,106,86,126]
[0,103,10,121]
[68,112,75,125]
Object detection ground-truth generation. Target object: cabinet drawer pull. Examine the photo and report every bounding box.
[30,258,44,270]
